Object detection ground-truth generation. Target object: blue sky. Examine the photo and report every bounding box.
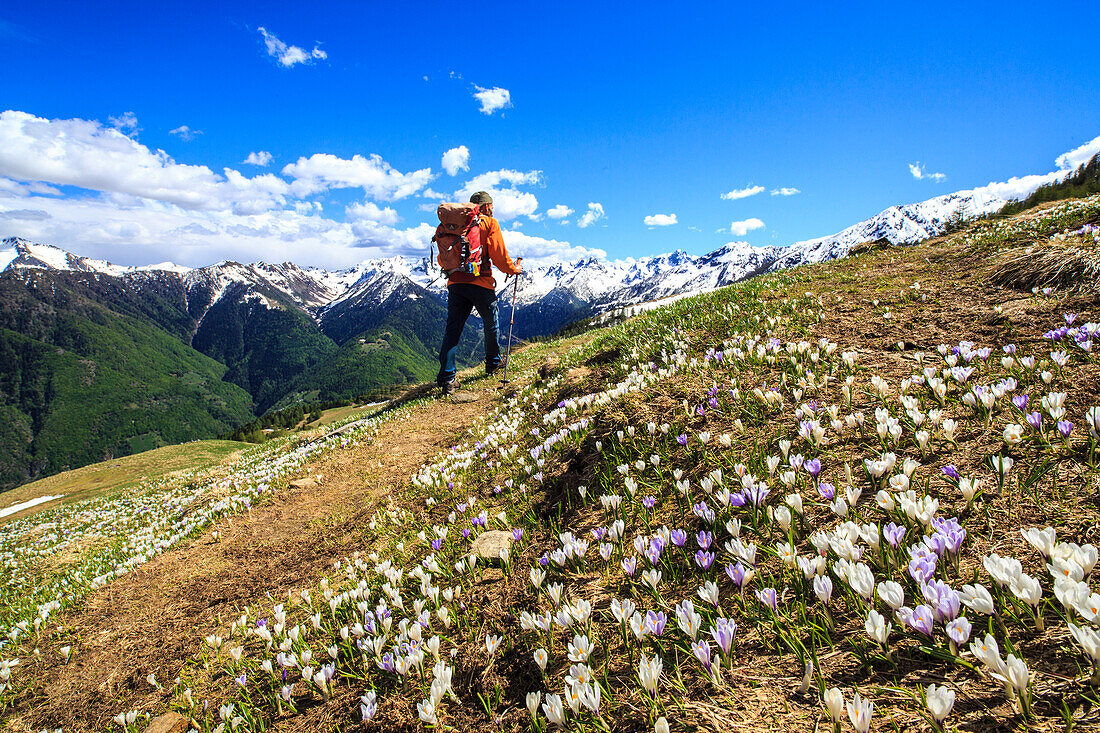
[0,0,1098,269]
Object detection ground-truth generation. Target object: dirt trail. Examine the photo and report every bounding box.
[7,383,496,733]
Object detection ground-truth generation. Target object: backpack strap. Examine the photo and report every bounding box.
[462,206,481,237]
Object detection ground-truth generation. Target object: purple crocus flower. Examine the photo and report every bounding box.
[696,531,713,550]
[746,485,770,506]
[818,482,836,501]
[461,528,471,539]
[803,458,822,477]
[941,465,960,481]
[235,673,247,689]
[710,618,737,655]
[1066,313,1078,325]
[642,495,657,509]
[539,553,550,567]
[1026,411,1042,431]
[924,532,950,558]
[695,550,715,570]
[692,639,712,672]
[1058,420,1073,437]
[645,545,662,566]
[677,434,688,446]
[670,529,687,547]
[725,562,746,586]
[729,491,747,507]
[755,587,778,611]
[908,546,938,584]
[379,653,396,673]
[644,610,667,636]
[1012,394,1029,411]
[622,556,638,576]
[693,501,715,523]
[905,604,936,637]
[883,522,906,548]
[708,397,719,409]
[1003,343,1017,354]
[431,538,443,551]
[921,579,961,621]
[930,516,966,555]
[512,528,524,542]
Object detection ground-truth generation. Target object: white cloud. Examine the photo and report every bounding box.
[969,172,1065,202]
[0,111,288,214]
[643,213,677,227]
[909,162,945,182]
[729,217,765,236]
[771,187,800,196]
[454,169,542,221]
[169,125,202,142]
[420,188,448,201]
[108,112,140,133]
[472,86,512,115]
[461,169,541,191]
[243,151,273,167]
[281,153,433,200]
[346,200,399,226]
[546,204,573,219]
[577,202,605,228]
[0,177,62,198]
[0,189,438,268]
[441,145,470,176]
[1056,134,1100,170]
[257,27,327,67]
[721,185,764,200]
[500,229,605,265]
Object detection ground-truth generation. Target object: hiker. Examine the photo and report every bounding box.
[436,191,522,394]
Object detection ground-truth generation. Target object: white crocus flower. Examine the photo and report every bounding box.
[1021,527,1056,557]
[824,687,845,724]
[847,692,873,733]
[925,683,955,725]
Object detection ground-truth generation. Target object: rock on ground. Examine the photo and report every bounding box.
[146,712,190,733]
[470,530,513,563]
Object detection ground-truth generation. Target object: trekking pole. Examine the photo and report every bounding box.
[501,263,521,384]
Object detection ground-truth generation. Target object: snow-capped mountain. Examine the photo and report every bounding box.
[0,178,1039,339]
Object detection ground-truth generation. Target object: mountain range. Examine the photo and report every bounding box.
[0,179,1047,489]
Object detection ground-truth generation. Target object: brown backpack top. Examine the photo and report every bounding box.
[432,203,485,276]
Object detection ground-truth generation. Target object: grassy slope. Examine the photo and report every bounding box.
[0,439,246,522]
[151,195,1100,732]
[8,197,1100,732]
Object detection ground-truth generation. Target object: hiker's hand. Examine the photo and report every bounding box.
[516,257,523,274]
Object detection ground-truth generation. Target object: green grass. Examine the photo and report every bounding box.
[0,438,247,522]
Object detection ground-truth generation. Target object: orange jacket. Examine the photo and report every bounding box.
[447,215,522,290]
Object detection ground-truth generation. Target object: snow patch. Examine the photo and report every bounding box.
[0,494,64,519]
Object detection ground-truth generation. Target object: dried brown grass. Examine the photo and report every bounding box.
[989,239,1100,296]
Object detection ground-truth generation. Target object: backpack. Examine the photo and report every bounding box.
[432,203,485,276]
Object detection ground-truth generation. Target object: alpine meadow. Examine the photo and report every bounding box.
[2,3,1100,733]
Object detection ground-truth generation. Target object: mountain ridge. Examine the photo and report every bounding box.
[0,177,1044,336]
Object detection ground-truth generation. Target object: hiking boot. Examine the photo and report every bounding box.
[440,379,460,395]
[486,364,500,378]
